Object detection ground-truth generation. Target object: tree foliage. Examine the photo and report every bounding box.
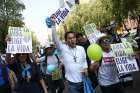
[32,32,40,52]
[58,0,140,34]
[0,0,25,53]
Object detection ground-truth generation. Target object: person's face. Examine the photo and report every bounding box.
[66,33,76,48]
[100,38,111,50]
[18,54,28,63]
[46,47,54,55]
[77,36,86,44]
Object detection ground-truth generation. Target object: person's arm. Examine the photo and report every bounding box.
[40,79,48,93]
[51,26,63,50]
[50,16,63,51]
[90,62,100,74]
[5,35,12,65]
[35,64,48,93]
[35,56,45,63]
[9,70,17,91]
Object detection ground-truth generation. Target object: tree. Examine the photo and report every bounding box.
[59,0,113,33]
[58,0,140,41]
[32,32,40,53]
[0,0,25,53]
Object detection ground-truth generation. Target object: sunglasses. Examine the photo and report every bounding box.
[101,38,112,44]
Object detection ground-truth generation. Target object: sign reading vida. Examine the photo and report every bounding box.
[111,42,139,74]
[54,7,70,25]
[6,27,32,53]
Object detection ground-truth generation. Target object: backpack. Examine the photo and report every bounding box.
[40,54,62,76]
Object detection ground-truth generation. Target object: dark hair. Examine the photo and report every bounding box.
[64,31,76,40]
[14,53,37,79]
[98,36,111,45]
[76,32,84,38]
[16,53,32,64]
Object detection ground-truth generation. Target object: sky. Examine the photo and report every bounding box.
[22,0,60,45]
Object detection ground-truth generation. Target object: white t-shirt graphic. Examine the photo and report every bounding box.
[98,51,120,86]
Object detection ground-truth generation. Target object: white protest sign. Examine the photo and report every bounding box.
[54,6,70,25]
[111,42,139,74]
[83,23,102,43]
[6,27,32,53]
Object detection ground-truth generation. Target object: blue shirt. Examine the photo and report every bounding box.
[0,67,5,86]
[0,66,9,86]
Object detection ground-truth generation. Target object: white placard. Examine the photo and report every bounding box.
[111,42,139,74]
[6,27,32,53]
[83,23,102,43]
[54,7,70,25]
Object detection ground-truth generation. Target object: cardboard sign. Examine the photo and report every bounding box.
[6,27,32,53]
[83,23,102,43]
[111,42,139,74]
[54,7,70,25]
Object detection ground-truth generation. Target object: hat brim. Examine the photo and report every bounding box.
[96,35,111,44]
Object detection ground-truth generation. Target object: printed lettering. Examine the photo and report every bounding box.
[7,45,15,52]
[114,50,127,57]
[115,57,128,64]
[124,64,137,71]
[9,38,22,44]
[17,45,30,52]
[117,65,124,73]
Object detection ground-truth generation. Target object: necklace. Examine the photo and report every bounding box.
[68,46,77,62]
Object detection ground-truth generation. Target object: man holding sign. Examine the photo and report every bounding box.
[91,35,125,93]
[48,15,88,93]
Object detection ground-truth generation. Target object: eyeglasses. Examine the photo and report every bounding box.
[101,38,112,44]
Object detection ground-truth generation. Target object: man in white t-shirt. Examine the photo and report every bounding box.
[91,35,125,93]
[49,17,88,93]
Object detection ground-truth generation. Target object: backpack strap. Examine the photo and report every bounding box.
[44,54,60,65]
[55,54,61,65]
[41,54,61,75]
[42,56,48,75]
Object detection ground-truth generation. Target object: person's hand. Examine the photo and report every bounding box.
[50,15,56,25]
[81,68,88,76]
[11,83,16,91]
[5,35,11,42]
[44,90,48,93]
[35,57,40,64]
[90,62,99,74]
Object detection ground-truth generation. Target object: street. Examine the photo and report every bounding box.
[62,71,140,93]
[95,71,140,93]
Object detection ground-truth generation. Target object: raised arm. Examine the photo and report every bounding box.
[51,24,63,51]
